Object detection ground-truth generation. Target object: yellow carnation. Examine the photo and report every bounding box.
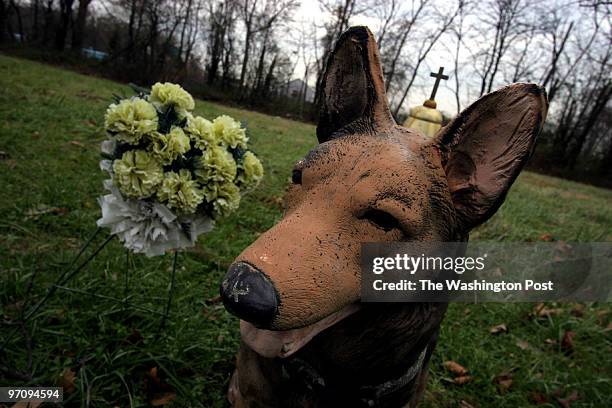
[149,82,195,113]
[205,181,241,218]
[113,150,163,198]
[186,116,217,150]
[157,170,204,214]
[104,98,158,144]
[212,115,248,149]
[236,151,264,188]
[149,127,191,165]
[195,145,237,183]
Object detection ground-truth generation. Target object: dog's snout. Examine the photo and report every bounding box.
[220,262,279,328]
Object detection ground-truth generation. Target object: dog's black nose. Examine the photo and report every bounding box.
[220,262,279,327]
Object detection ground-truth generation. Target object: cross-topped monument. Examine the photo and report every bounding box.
[424,67,448,109]
[403,66,449,137]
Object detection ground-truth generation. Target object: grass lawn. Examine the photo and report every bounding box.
[1,55,610,407]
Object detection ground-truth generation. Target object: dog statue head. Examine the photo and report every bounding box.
[221,26,547,360]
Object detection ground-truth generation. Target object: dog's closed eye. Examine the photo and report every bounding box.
[360,208,400,232]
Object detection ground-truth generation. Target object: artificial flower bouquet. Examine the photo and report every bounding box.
[97,83,263,256]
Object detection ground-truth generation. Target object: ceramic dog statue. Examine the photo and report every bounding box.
[220,26,548,407]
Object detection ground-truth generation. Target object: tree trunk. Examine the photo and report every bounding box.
[55,0,74,50]
[0,0,7,43]
[31,0,41,42]
[261,54,277,99]
[9,0,23,42]
[222,31,234,89]
[71,0,91,50]
[600,138,612,175]
[239,25,252,90]
[252,29,270,98]
[208,7,225,85]
[42,0,53,45]
[178,0,193,61]
[566,83,612,169]
[127,0,136,48]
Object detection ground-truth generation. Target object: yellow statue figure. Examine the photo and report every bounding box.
[403,67,448,138]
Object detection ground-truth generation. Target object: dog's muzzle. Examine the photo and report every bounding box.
[220,261,280,328]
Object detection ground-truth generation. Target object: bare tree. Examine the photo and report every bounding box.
[72,0,93,50]
[364,0,400,51]
[0,0,7,43]
[392,2,461,117]
[55,0,74,50]
[450,0,469,113]
[312,0,361,116]
[473,0,531,96]
[237,0,297,92]
[381,0,428,93]
[207,1,230,85]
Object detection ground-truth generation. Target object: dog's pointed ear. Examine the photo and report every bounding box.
[436,83,548,231]
[316,26,395,143]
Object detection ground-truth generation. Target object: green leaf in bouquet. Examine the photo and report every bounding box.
[230,146,246,164]
[111,93,125,104]
[196,200,215,219]
[100,151,116,160]
[128,83,151,98]
[157,105,179,134]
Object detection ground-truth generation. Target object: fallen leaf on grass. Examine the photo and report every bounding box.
[493,373,513,393]
[70,140,86,148]
[453,375,472,385]
[148,367,162,386]
[570,303,585,317]
[59,368,76,393]
[490,323,508,335]
[443,361,468,376]
[544,338,557,345]
[25,205,69,220]
[150,392,176,406]
[146,367,175,406]
[11,402,42,408]
[516,339,530,350]
[205,295,222,305]
[561,331,576,353]
[532,303,563,319]
[202,308,218,321]
[458,401,475,408]
[555,390,579,408]
[538,307,563,318]
[123,329,143,345]
[529,392,548,405]
[539,233,554,242]
[3,301,25,319]
[63,237,80,249]
[596,309,609,323]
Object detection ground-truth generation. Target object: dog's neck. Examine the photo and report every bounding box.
[281,340,433,407]
[275,304,446,406]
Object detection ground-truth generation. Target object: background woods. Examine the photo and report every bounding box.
[1,0,611,183]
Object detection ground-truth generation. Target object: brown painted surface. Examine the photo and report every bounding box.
[221,26,548,407]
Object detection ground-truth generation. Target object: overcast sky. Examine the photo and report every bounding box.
[289,1,468,115]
